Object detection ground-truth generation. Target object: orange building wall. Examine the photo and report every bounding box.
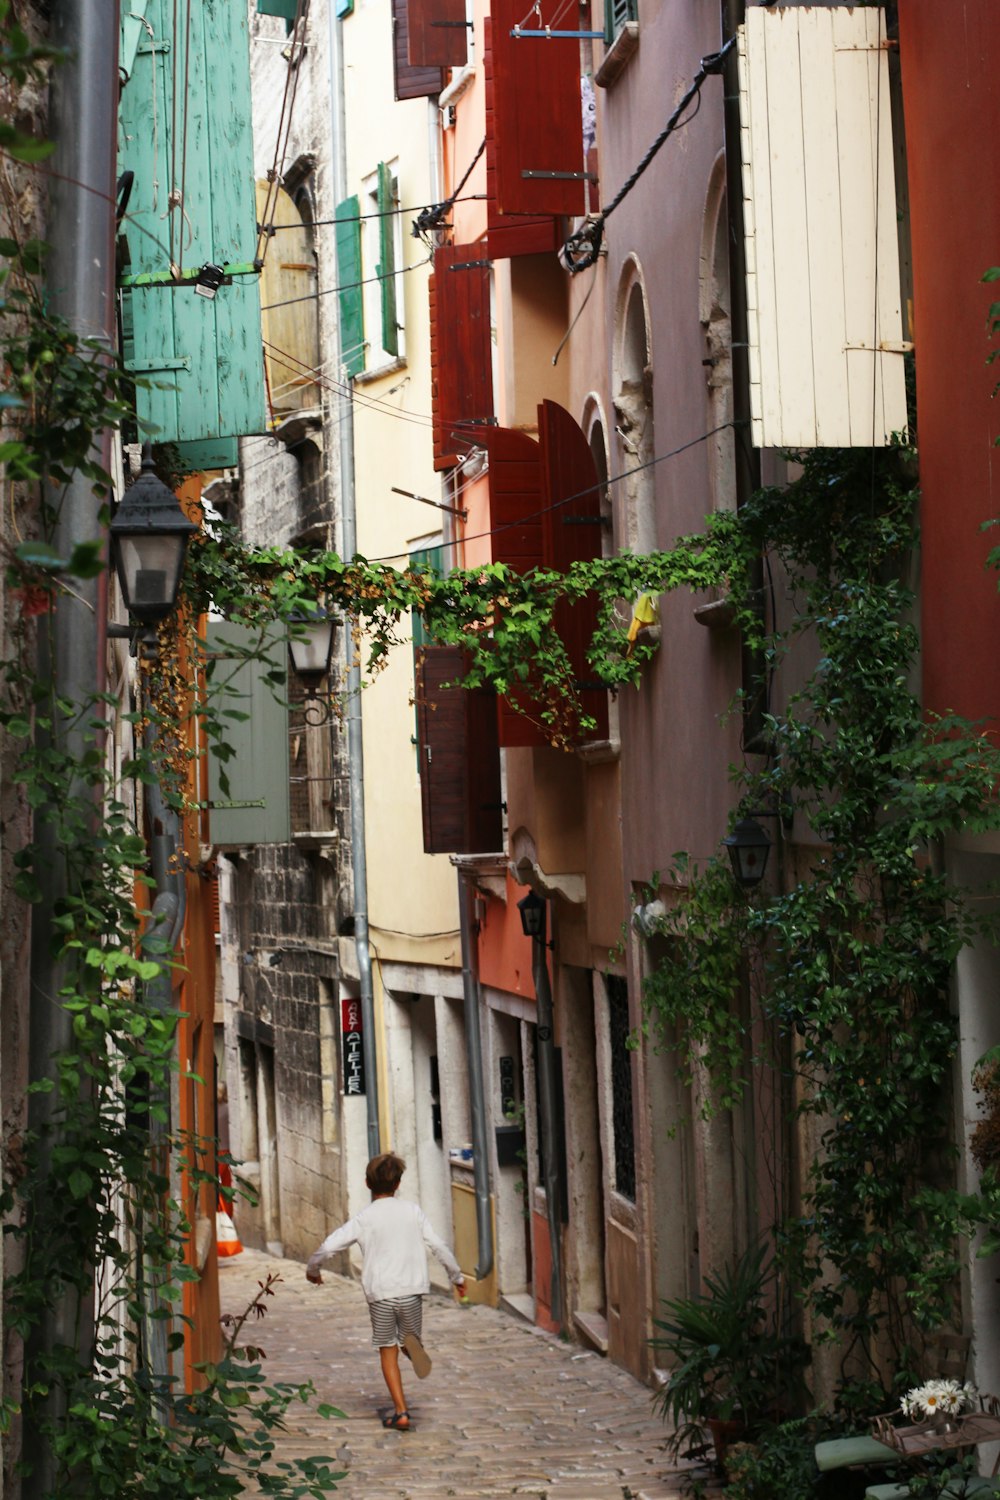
[899,4,1000,727]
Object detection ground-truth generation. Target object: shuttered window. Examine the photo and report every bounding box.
[540,400,609,741]
[408,0,467,68]
[485,406,609,746]
[487,0,587,219]
[392,0,445,101]
[334,196,365,376]
[428,243,494,469]
[256,181,320,415]
[605,0,637,45]
[376,162,399,360]
[415,645,503,855]
[483,19,560,260]
[738,5,907,447]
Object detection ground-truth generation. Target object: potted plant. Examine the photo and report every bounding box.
[651,1243,809,1466]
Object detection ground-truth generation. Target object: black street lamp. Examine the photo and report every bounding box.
[109,445,198,624]
[723,816,772,889]
[287,608,340,724]
[517,888,546,941]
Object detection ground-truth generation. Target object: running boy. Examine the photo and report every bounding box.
[305,1152,466,1430]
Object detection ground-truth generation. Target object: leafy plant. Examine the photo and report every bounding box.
[722,1418,821,1500]
[651,1244,809,1456]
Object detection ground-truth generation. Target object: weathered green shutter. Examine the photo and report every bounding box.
[336,0,354,16]
[335,196,365,376]
[205,624,291,847]
[257,0,298,26]
[377,163,398,358]
[605,0,637,43]
[118,0,266,444]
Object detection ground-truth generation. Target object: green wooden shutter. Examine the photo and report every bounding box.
[605,0,637,44]
[377,163,399,359]
[117,0,266,444]
[257,0,298,23]
[335,196,365,376]
[205,623,291,847]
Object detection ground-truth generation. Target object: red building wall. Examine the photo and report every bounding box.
[898,4,1000,726]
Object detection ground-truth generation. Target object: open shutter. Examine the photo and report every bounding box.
[334,196,365,376]
[540,401,609,741]
[118,0,266,443]
[376,163,399,359]
[489,0,586,219]
[392,0,445,100]
[429,243,494,470]
[483,18,560,259]
[416,646,503,854]
[205,624,291,847]
[257,181,320,414]
[408,0,467,68]
[483,426,549,747]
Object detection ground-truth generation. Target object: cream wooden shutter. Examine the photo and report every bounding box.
[738,6,908,448]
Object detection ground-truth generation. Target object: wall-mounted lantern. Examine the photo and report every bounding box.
[109,445,198,624]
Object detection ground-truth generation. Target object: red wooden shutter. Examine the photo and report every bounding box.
[484,426,549,747]
[408,0,467,67]
[483,18,561,260]
[416,646,503,854]
[392,0,445,101]
[540,400,609,741]
[429,243,494,470]
[489,0,587,219]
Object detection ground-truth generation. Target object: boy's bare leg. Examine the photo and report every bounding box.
[379,1345,409,1423]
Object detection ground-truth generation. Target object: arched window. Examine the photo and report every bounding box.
[614,265,655,555]
[699,153,736,513]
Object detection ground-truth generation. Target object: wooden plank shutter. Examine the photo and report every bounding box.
[256,181,320,414]
[483,18,560,259]
[605,0,637,43]
[392,0,445,101]
[408,0,467,68]
[484,426,549,747]
[539,400,609,741]
[416,646,503,854]
[489,0,587,219]
[429,243,494,470]
[334,196,365,376]
[376,163,398,358]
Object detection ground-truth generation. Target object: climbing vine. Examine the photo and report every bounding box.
[639,445,1000,1414]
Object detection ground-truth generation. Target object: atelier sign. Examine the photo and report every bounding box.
[341,996,365,1096]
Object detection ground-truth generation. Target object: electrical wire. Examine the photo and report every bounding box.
[412,139,486,241]
[266,193,485,232]
[255,0,310,269]
[261,249,433,312]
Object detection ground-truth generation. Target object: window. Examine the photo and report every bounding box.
[596,0,638,88]
[361,162,404,369]
[335,162,404,379]
[604,0,637,44]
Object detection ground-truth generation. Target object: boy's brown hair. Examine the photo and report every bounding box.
[366,1152,405,1195]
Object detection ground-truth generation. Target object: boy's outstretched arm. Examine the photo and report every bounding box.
[306,1218,359,1284]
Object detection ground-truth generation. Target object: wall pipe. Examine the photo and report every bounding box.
[530,910,563,1328]
[328,3,381,1160]
[24,0,118,1491]
[456,870,494,1279]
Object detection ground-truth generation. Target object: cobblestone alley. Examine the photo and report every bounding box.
[219,1248,719,1500]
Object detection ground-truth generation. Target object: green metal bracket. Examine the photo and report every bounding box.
[118,260,260,289]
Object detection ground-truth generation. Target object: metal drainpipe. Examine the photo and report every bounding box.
[328,3,380,1159]
[23,0,118,1490]
[457,870,494,1279]
[531,911,563,1328]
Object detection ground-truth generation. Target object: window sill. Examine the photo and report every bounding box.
[576,736,620,765]
[595,20,638,89]
[355,354,407,386]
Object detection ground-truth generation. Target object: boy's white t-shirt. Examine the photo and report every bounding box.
[307,1195,463,1302]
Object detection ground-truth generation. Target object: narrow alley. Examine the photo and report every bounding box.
[219,1249,714,1500]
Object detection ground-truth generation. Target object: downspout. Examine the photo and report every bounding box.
[24,1,118,1491]
[328,3,380,1159]
[457,869,494,1279]
[531,911,563,1328]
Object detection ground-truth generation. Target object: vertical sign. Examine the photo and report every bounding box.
[341,996,365,1095]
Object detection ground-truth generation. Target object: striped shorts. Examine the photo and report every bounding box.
[367,1294,424,1349]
